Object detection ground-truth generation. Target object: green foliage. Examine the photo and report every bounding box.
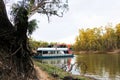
[28,19,38,36]
[74,23,120,51]
[29,38,49,49]
[11,2,38,37]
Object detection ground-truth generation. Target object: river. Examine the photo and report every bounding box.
[38,54,120,80]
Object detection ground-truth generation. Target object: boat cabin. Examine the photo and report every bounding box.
[37,48,69,55]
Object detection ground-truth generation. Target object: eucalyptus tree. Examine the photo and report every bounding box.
[115,23,120,48]
[100,25,117,51]
[29,39,49,49]
[74,25,118,52]
[0,0,68,80]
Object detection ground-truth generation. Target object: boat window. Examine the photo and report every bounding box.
[37,50,42,53]
[43,51,48,54]
[57,51,59,54]
[64,50,68,54]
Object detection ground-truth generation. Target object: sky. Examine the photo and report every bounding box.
[6,0,120,44]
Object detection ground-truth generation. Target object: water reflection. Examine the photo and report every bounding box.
[77,54,120,80]
[38,57,78,73]
[36,54,120,80]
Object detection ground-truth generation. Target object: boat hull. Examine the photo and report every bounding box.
[33,54,74,59]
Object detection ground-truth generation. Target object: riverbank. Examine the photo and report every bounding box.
[74,49,120,54]
[34,60,95,80]
[34,66,56,80]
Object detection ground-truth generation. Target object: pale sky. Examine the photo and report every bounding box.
[6,0,120,44]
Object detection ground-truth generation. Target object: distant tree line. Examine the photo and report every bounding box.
[29,39,58,49]
[29,39,48,49]
[74,23,120,51]
[29,39,73,50]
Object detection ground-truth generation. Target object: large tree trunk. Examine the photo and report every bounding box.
[0,0,36,80]
[0,0,14,35]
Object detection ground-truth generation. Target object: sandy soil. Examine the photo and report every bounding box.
[35,66,56,80]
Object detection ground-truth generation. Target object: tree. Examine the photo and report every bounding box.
[115,23,120,48]
[74,24,119,52]
[103,26,116,50]
[29,39,49,49]
[0,0,68,80]
[27,19,38,36]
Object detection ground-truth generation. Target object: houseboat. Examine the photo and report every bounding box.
[33,46,74,59]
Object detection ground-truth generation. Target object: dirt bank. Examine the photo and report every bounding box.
[35,66,56,80]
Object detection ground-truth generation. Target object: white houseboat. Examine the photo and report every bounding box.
[33,47,74,59]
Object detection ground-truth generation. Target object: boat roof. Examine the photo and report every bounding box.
[37,47,68,51]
